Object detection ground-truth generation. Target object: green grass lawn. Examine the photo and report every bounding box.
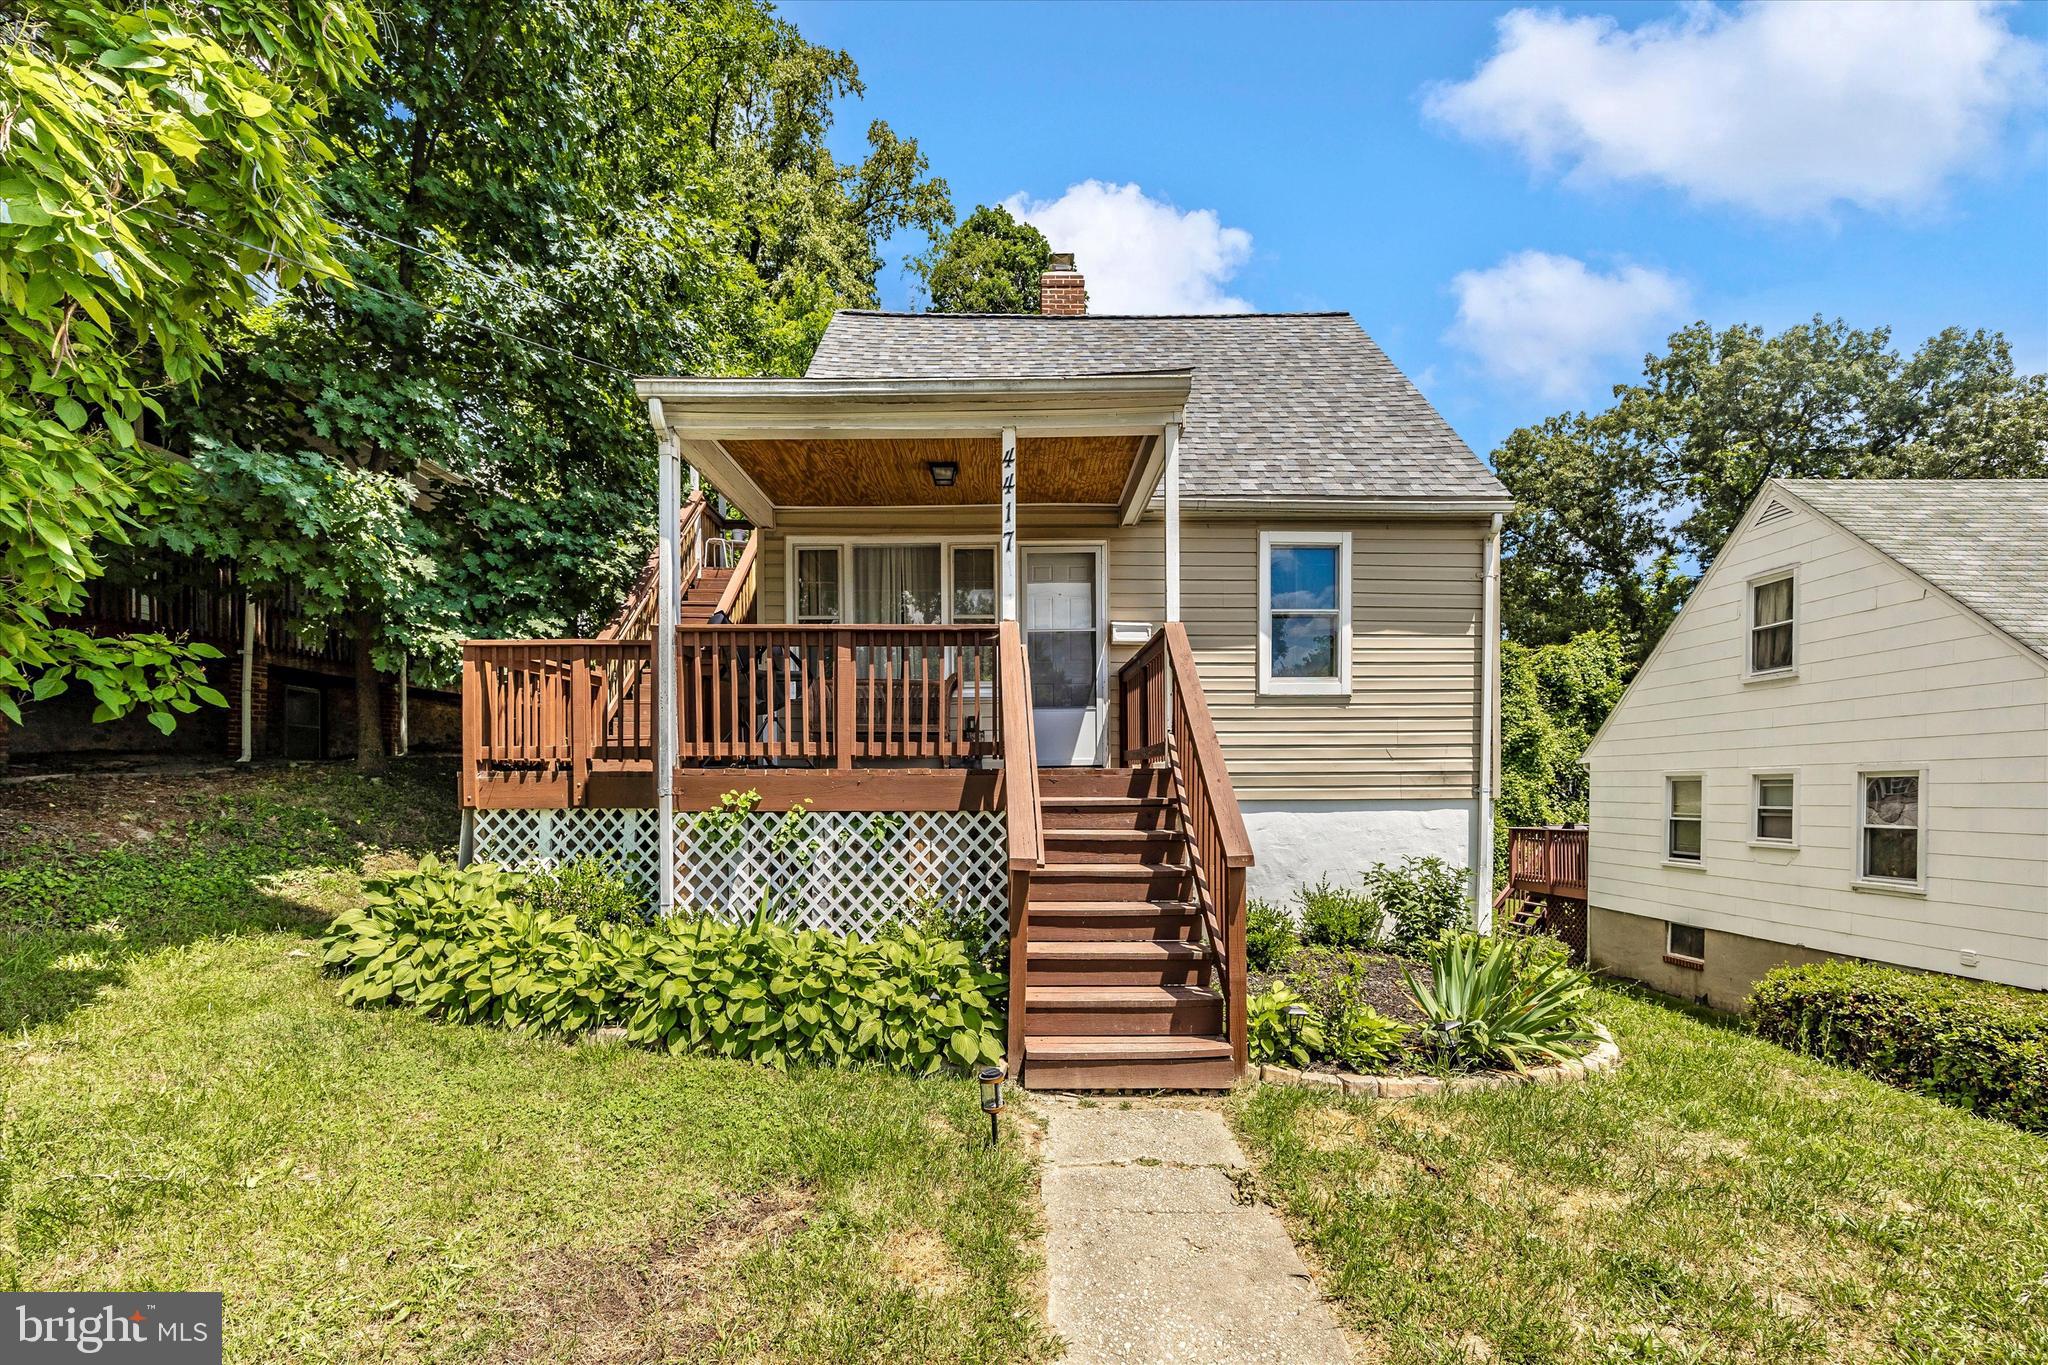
[1232,986,2048,1365]
[0,761,1051,1363]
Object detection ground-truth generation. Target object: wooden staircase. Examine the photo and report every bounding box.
[1001,622,1253,1092]
[682,567,736,623]
[1021,767,1235,1089]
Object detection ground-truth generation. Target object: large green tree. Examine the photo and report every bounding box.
[1494,630,1628,866]
[169,0,951,768]
[1497,319,2048,663]
[0,0,371,730]
[913,204,1051,313]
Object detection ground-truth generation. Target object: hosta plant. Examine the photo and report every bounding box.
[323,858,1006,1075]
[1247,983,1325,1068]
[1325,989,1411,1072]
[1404,933,1599,1073]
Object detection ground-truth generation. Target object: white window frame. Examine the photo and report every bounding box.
[784,535,999,626]
[1665,921,1706,965]
[1750,770,1798,849]
[1664,774,1704,867]
[1745,566,1798,680]
[1854,768,1929,894]
[1257,529,1352,697]
[790,543,845,624]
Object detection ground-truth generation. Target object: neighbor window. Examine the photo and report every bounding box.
[1749,573,1795,674]
[1666,922,1706,962]
[1859,771,1923,885]
[1754,774,1796,844]
[1666,776,1703,863]
[1258,530,1351,695]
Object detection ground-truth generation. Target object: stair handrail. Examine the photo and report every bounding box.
[1157,622,1253,1074]
[711,529,761,623]
[603,490,708,640]
[997,620,1042,1070]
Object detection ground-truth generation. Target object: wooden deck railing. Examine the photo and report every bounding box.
[1507,826,1588,899]
[604,492,709,641]
[1117,623,1254,1074]
[711,532,760,623]
[465,625,1006,802]
[461,640,655,807]
[998,620,1043,1068]
[674,625,999,766]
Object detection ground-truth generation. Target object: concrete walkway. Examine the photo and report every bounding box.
[1036,1095,1352,1363]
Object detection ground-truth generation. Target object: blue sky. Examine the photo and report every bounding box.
[781,0,2048,459]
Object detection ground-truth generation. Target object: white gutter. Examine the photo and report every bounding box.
[1474,513,1502,931]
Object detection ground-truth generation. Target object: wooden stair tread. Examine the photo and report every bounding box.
[1040,795,1172,807]
[1028,900,1196,915]
[1043,828,1179,841]
[1026,985,1219,1005]
[1024,1035,1232,1060]
[1027,940,1204,960]
[1037,861,1188,875]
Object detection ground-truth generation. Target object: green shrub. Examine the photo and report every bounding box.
[1405,933,1599,1072]
[323,857,1006,1075]
[894,892,1004,972]
[1246,897,1298,973]
[1246,983,1324,1068]
[1325,983,1410,1072]
[521,856,646,932]
[1297,878,1382,950]
[1749,961,2048,1132]
[1368,855,1471,951]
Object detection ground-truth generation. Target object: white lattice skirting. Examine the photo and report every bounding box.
[469,807,1008,942]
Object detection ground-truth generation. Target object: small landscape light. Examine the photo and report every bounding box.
[927,460,959,488]
[978,1064,1006,1144]
[1285,1003,1310,1022]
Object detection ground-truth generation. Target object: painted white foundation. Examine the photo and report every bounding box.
[1240,799,1475,904]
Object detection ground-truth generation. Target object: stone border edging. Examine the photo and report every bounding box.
[1256,1031,1621,1099]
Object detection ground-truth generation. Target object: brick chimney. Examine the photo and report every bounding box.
[1039,252,1087,316]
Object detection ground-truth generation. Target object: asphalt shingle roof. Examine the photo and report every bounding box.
[805,311,1508,506]
[1779,479,2048,660]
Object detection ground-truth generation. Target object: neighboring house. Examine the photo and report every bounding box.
[1582,479,2048,1007]
[1,562,454,768]
[460,256,1510,1087]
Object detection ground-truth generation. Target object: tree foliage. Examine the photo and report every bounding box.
[1498,319,2048,663]
[1495,630,1628,866]
[0,0,371,725]
[914,203,1051,314]
[162,0,951,762]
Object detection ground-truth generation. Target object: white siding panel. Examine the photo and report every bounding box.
[1585,497,2048,991]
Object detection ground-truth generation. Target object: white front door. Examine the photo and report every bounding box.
[1024,547,1105,766]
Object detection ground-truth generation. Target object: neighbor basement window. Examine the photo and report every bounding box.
[1858,771,1924,888]
[1749,572,1795,675]
[1258,530,1351,696]
[1666,922,1706,963]
[1754,773,1796,845]
[1666,776,1703,863]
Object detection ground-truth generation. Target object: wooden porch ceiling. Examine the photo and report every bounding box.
[720,435,1148,508]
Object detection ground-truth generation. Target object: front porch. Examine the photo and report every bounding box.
[458,374,1252,1087]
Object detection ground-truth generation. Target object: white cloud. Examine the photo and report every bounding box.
[1447,251,1689,398]
[1002,181,1253,313]
[1425,1,2045,217]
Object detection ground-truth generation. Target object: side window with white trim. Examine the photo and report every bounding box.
[1258,530,1352,696]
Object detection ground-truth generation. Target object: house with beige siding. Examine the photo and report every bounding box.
[457,256,1509,1087]
[1582,479,2048,1008]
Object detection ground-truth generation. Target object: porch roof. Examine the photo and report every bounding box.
[634,373,1193,528]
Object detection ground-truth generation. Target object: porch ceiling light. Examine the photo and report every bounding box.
[927,460,958,488]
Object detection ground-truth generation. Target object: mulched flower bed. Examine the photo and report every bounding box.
[1250,945,1428,1027]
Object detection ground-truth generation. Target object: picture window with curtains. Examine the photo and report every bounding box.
[1258,530,1351,695]
[788,541,996,625]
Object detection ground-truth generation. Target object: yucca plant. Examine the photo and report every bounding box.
[1404,933,1599,1073]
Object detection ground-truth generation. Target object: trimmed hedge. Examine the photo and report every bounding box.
[1749,961,2048,1132]
[323,857,1006,1075]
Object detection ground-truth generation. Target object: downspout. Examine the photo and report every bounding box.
[1474,513,1502,931]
